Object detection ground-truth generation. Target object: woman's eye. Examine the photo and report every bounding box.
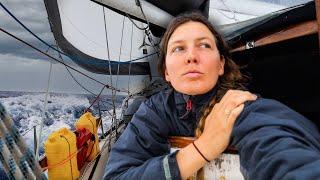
[172,46,184,52]
[200,43,211,48]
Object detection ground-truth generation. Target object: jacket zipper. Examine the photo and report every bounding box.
[180,98,193,119]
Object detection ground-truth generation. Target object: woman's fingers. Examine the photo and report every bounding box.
[200,90,255,160]
[200,90,257,161]
[220,90,256,106]
[227,104,244,128]
[219,90,257,115]
[205,90,257,132]
[224,93,256,114]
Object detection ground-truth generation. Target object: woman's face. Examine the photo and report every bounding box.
[165,21,225,95]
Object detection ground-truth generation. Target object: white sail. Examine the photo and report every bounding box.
[96,0,173,28]
[209,0,287,25]
[57,0,148,62]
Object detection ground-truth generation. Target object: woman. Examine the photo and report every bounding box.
[104,12,320,180]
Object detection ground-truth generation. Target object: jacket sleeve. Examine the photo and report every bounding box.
[231,98,320,180]
[103,99,181,180]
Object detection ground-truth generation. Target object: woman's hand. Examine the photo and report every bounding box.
[196,90,257,161]
[176,90,257,179]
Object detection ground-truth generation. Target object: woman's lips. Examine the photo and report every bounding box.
[184,72,203,78]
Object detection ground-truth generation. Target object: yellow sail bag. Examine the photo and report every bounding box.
[75,112,99,161]
[45,127,79,179]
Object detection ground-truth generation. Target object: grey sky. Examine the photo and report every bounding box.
[0,0,53,60]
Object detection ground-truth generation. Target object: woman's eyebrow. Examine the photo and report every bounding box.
[196,37,213,41]
[167,40,184,50]
[168,40,183,46]
[168,36,214,48]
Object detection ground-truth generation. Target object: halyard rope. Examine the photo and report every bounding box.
[0,102,47,179]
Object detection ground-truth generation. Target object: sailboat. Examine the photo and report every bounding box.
[0,0,319,179]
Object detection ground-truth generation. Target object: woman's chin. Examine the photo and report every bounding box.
[171,80,217,95]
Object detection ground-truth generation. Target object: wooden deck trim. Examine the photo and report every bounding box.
[168,136,238,154]
[231,20,318,52]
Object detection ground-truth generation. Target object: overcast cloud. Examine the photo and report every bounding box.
[0,0,53,59]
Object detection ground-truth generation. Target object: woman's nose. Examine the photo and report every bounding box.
[185,48,198,64]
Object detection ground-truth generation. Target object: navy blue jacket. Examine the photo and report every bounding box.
[104,88,320,179]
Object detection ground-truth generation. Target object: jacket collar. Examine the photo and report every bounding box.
[174,86,218,106]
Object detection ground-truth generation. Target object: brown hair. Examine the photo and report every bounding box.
[158,11,247,137]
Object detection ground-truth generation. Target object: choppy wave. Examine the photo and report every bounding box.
[0,91,124,155]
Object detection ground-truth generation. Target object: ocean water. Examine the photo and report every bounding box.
[0,91,125,179]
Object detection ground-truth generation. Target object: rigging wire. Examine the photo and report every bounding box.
[0,27,127,93]
[79,72,169,177]
[79,97,133,180]
[125,13,149,31]
[102,6,118,150]
[53,40,116,119]
[120,21,135,126]
[78,98,133,179]
[92,9,156,163]
[124,0,150,31]
[102,7,115,113]
[115,16,126,98]
[102,7,113,87]
[21,48,51,138]
[54,42,113,106]
[102,8,163,144]
[136,0,159,51]
[48,42,115,120]
[91,6,162,158]
[36,61,53,161]
[127,22,134,94]
[135,0,150,28]
[126,14,159,53]
[97,102,105,136]
[124,0,159,53]
[0,2,156,63]
[103,8,118,139]
[113,16,126,138]
[85,85,106,112]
